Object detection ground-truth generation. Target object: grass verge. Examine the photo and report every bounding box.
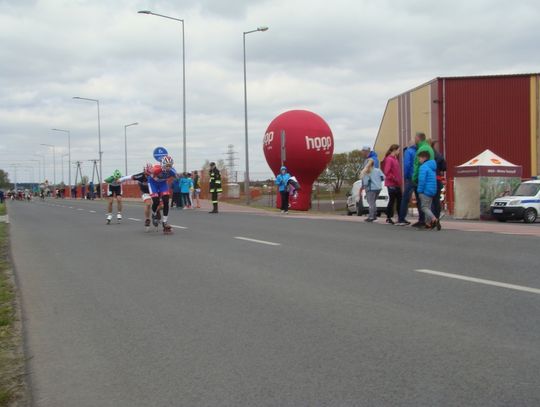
[0,203,25,406]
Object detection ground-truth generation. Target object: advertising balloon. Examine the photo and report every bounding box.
[263,110,334,211]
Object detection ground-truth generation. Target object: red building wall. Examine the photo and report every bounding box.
[441,76,531,179]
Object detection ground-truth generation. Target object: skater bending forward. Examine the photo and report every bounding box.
[118,163,154,229]
[148,155,178,232]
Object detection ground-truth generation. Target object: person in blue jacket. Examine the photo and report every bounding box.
[396,142,418,225]
[361,146,379,168]
[275,166,291,213]
[417,150,440,230]
[180,173,194,209]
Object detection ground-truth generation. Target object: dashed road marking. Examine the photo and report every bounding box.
[77,208,84,211]
[414,269,540,295]
[89,210,96,213]
[128,218,141,221]
[170,225,187,229]
[234,236,281,246]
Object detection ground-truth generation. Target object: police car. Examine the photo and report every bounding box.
[346,180,389,216]
[490,180,540,223]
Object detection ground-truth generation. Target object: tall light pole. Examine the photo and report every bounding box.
[243,26,269,204]
[28,159,41,184]
[40,144,56,187]
[138,10,187,172]
[73,97,102,193]
[34,153,45,182]
[61,153,69,184]
[123,122,138,175]
[52,128,71,188]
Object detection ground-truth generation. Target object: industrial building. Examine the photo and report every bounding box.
[374,73,540,181]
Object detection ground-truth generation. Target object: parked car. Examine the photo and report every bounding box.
[490,180,540,223]
[346,180,389,216]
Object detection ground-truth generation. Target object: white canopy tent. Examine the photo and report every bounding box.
[454,150,522,219]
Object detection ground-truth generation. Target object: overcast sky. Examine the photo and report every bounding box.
[1,0,539,183]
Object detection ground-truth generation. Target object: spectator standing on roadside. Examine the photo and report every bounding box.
[361,158,385,222]
[81,183,86,200]
[0,190,4,204]
[88,182,95,200]
[171,176,182,209]
[431,140,447,219]
[396,139,417,226]
[382,144,402,224]
[275,166,291,214]
[417,150,440,230]
[180,172,193,209]
[192,170,201,208]
[410,132,434,228]
[361,146,380,168]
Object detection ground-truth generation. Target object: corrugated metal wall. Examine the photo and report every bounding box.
[443,76,532,179]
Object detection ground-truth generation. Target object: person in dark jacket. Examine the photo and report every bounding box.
[208,162,222,214]
[361,146,380,168]
[431,141,447,219]
[171,176,183,209]
[396,140,417,225]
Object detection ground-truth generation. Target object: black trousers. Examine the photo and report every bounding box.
[172,192,182,208]
[280,191,289,211]
[386,186,402,218]
[432,180,443,219]
[211,191,219,204]
[181,192,191,207]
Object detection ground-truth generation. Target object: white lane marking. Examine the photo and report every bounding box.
[234,236,281,246]
[68,206,74,209]
[414,269,540,295]
[77,208,84,211]
[170,225,187,229]
[128,218,141,221]
[89,210,96,213]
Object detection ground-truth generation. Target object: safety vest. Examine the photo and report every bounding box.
[209,168,223,193]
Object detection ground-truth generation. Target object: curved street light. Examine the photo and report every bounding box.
[138,10,187,172]
[243,26,269,204]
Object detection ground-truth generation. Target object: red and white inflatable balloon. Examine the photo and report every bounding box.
[263,110,334,211]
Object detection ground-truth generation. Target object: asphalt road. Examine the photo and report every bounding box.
[7,198,540,406]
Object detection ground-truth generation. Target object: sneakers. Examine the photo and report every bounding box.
[395,220,411,226]
[364,218,374,222]
[411,221,426,228]
[386,218,395,225]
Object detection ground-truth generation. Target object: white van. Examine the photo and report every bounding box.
[490,180,540,223]
[346,180,389,216]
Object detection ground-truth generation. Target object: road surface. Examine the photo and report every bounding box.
[7,199,540,406]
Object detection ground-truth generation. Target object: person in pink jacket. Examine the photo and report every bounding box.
[382,144,402,224]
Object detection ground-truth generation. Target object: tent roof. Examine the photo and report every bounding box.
[457,149,519,167]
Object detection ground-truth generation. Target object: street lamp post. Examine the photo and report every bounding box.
[73,97,102,194]
[28,159,41,184]
[61,153,69,184]
[138,10,187,172]
[243,26,269,204]
[52,128,71,188]
[34,153,46,183]
[40,143,56,187]
[124,122,139,175]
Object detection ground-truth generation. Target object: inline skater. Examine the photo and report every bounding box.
[148,155,178,233]
[104,169,123,224]
[118,163,155,231]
